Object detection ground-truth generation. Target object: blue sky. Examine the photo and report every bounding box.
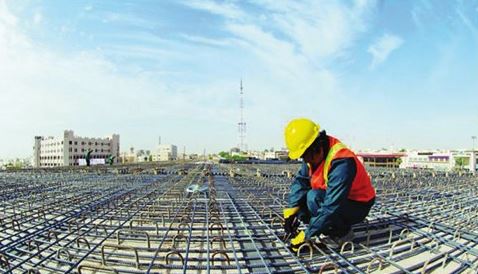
[0,0,477,158]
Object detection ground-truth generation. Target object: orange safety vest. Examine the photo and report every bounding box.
[309,136,375,202]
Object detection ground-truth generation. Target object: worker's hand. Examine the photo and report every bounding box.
[283,207,300,237]
[290,230,306,252]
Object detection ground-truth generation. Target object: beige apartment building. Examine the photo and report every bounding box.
[32,130,119,167]
[152,144,178,161]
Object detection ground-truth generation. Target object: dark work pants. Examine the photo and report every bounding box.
[304,189,374,237]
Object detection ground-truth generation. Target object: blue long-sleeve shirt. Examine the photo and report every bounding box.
[287,158,357,239]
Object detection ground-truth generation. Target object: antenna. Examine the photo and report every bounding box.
[238,80,247,152]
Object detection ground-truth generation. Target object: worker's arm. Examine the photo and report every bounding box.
[287,162,311,208]
[282,162,310,237]
[305,157,356,239]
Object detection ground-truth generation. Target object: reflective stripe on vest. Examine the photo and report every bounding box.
[323,142,347,187]
[309,136,376,202]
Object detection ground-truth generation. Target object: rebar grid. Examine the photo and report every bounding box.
[0,165,477,273]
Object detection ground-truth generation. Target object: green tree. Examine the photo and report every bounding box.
[219,151,230,158]
[231,155,246,161]
[455,157,469,169]
[85,149,93,166]
[396,157,403,166]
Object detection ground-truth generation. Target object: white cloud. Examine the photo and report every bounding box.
[180,34,232,47]
[0,0,384,157]
[456,7,478,40]
[248,0,375,61]
[170,1,375,97]
[226,23,304,77]
[0,0,16,25]
[224,22,342,129]
[181,0,245,19]
[0,1,240,158]
[33,11,42,25]
[222,1,376,95]
[180,1,379,148]
[99,11,150,26]
[367,33,404,68]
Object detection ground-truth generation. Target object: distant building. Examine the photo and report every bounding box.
[358,152,405,168]
[274,150,288,160]
[398,150,477,172]
[264,151,276,160]
[263,150,288,160]
[399,151,454,171]
[451,150,477,173]
[248,151,264,160]
[32,130,119,167]
[153,144,177,161]
[119,147,137,164]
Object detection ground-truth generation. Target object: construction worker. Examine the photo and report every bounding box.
[283,118,375,251]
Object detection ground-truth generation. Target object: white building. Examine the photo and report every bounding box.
[264,151,276,160]
[33,130,120,167]
[400,151,454,171]
[153,144,177,161]
[400,150,477,172]
[262,150,288,160]
[247,151,264,160]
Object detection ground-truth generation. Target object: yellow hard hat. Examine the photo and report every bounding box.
[284,118,320,159]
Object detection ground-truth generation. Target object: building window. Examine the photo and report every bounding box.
[74,141,78,145]
[69,141,72,145]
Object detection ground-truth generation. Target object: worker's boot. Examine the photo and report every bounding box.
[319,234,339,248]
[320,229,354,248]
[335,229,354,247]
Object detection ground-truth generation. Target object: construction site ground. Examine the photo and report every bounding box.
[0,163,477,273]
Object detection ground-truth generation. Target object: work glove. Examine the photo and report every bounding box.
[283,207,300,239]
[290,230,306,252]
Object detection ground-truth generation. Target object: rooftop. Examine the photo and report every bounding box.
[0,164,477,273]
